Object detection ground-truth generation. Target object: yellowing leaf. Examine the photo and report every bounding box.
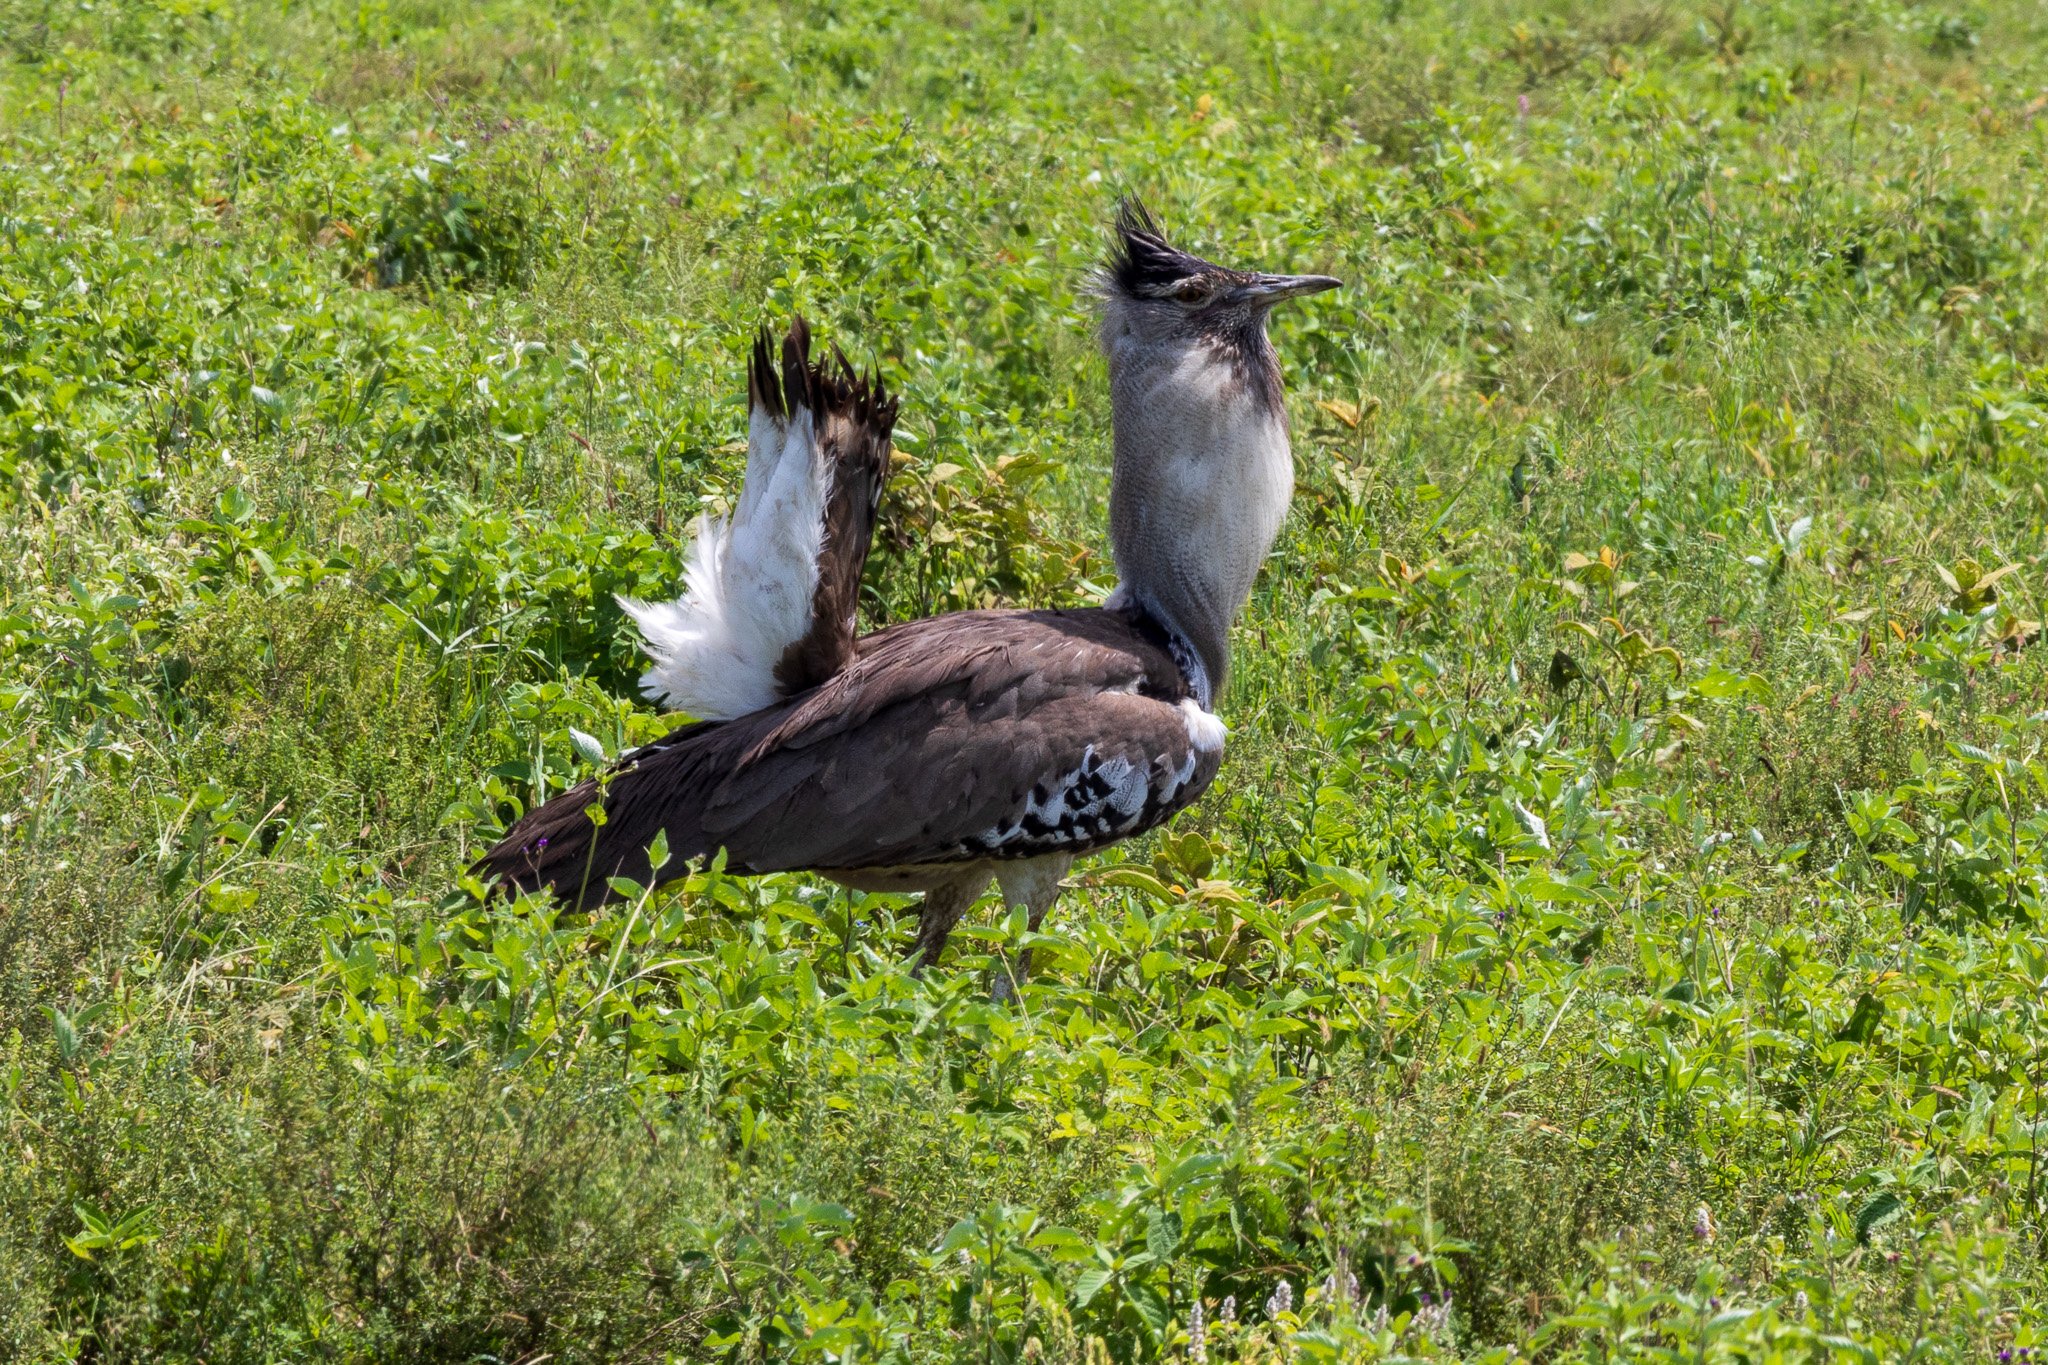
[1975,561,2024,593]
[1316,398,1361,429]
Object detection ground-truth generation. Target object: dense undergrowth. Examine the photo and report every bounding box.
[4,0,2048,1359]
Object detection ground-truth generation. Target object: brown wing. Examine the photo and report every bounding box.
[474,608,1219,907]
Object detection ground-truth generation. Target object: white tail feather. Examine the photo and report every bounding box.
[620,407,829,719]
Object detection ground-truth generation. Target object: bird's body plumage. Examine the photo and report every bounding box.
[478,606,1221,900]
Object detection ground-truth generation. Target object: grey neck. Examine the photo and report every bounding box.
[1101,306,1294,708]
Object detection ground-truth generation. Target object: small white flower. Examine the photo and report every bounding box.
[1266,1279,1293,1318]
[1691,1204,1716,1243]
[1792,1290,1810,1316]
[1217,1295,1236,1324]
[1187,1299,1206,1364]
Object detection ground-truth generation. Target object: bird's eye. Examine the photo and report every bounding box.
[1172,276,1215,304]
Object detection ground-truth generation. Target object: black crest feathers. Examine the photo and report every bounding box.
[1107,197,1212,299]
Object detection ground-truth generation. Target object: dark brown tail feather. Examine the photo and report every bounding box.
[768,319,898,695]
[477,318,896,905]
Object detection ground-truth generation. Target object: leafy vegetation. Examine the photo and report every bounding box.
[4,0,2048,1359]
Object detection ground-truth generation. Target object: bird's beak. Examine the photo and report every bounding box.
[1229,272,1344,306]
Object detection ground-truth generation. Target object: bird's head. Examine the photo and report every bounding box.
[1097,198,1340,394]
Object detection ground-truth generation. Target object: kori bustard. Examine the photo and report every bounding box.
[477,200,1340,979]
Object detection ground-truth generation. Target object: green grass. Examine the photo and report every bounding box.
[4,0,2048,1359]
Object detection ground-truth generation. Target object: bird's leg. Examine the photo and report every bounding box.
[907,871,991,976]
[990,854,1074,1003]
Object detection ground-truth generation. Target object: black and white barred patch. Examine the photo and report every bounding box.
[958,740,1207,860]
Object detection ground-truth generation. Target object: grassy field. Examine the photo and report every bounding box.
[4,0,2048,1358]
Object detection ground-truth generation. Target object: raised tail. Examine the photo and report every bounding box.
[620,317,897,719]
[766,328,896,694]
